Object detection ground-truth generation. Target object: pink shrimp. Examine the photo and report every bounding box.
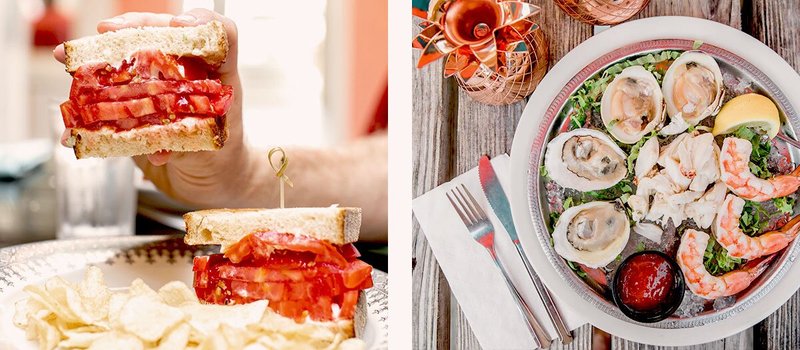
[676,229,774,299]
[714,194,800,259]
[719,137,800,202]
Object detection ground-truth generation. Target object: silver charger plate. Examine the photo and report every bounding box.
[0,235,388,349]
[527,39,800,329]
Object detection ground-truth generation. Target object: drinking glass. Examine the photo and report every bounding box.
[54,145,136,239]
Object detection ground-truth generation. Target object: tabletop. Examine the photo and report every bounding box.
[411,1,800,349]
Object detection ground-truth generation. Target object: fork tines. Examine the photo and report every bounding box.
[446,184,488,226]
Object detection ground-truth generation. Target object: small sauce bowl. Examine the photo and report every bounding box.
[611,250,685,323]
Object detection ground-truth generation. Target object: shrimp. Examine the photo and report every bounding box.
[714,194,800,259]
[719,137,800,201]
[676,229,774,299]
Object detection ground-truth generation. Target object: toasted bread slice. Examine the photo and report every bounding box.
[64,21,228,72]
[183,207,362,250]
[66,116,227,159]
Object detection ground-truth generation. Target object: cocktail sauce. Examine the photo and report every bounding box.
[617,253,675,311]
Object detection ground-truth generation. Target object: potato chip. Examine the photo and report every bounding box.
[181,300,267,336]
[196,330,229,350]
[156,323,191,350]
[29,314,60,350]
[129,278,158,298]
[87,331,144,350]
[77,267,111,321]
[119,295,184,342]
[107,292,131,330]
[58,329,107,348]
[157,281,198,307]
[23,285,80,324]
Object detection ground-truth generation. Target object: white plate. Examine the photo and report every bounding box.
[509,16,800,346]
[0,236,388,349]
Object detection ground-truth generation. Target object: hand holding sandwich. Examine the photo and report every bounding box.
[54,9,387,241]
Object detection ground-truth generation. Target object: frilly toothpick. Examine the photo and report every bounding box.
[268,147,293,209]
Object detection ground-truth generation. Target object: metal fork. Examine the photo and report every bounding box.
[446,184,552,349]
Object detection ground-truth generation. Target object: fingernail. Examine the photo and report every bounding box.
[174,14,196,23]
[103,16,125,24]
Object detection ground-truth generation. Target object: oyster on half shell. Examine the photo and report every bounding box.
[662,51,724,125]
[544,128,627,192]
[553,201,630,268]
[600,65,665,144]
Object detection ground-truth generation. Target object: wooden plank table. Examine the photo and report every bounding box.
[412,1,800,349]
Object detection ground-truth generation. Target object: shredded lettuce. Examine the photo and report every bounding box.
[566,260,588,279]
[704,239,742,276]
[627,131,658,175]
[773,196,795,215]
[739,200,770,237]
[585,179,634,200]
[733,126,772,179]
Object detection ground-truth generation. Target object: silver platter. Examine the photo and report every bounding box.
[527,39,800,328]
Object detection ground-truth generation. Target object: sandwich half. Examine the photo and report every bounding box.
[60,21,233,158]
[184,207,374,338]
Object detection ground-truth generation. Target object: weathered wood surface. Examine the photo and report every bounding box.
[412,0,800,349]
[746,2,800,350]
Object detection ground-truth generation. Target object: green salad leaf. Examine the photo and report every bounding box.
[585,179,634,200]
[733,126,772,179]
[773,196,796,215]
[739,200,770,237]
[566,260,588,279]
[704,239,742,276]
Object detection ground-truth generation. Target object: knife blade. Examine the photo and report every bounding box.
[478,155,573,344]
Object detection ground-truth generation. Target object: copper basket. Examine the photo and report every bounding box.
[554,0,650,25]
[454,25,548,105]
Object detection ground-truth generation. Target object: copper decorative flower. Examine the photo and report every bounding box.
[412,0,543,81]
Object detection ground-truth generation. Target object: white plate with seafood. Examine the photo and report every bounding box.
[509,16,800,345]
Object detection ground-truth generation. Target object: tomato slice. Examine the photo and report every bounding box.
[338,291,359,319]
[61,90,232,129]
[342,260,373,289]
[338,243,361,261]
[224,231,347,267]
[62,50,232,131]
[71,79,226,104]
[193,232,374,322]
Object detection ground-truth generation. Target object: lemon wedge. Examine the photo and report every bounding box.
[712,93,781,139]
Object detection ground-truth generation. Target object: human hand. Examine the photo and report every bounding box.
[54,9,248,206]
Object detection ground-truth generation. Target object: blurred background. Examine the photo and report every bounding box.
[0,0,387,268]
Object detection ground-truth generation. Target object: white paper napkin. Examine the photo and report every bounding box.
[412,154,585,349]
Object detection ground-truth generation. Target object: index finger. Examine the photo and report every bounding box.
[97,12,174,33]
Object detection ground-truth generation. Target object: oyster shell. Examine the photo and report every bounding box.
[544,128,627,191]
[553,201,630,268]
[662,51,724,125]
[600,66,665,144]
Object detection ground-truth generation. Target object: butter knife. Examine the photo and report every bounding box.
[478,155,574,344]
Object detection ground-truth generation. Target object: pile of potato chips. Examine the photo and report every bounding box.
[14,266,365,350]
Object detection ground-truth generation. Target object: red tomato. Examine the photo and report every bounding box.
[337,243,361,261]
[338,291,359,319]
[192,232,374,322]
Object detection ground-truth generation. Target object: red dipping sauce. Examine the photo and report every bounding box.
[617,253,675,311]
